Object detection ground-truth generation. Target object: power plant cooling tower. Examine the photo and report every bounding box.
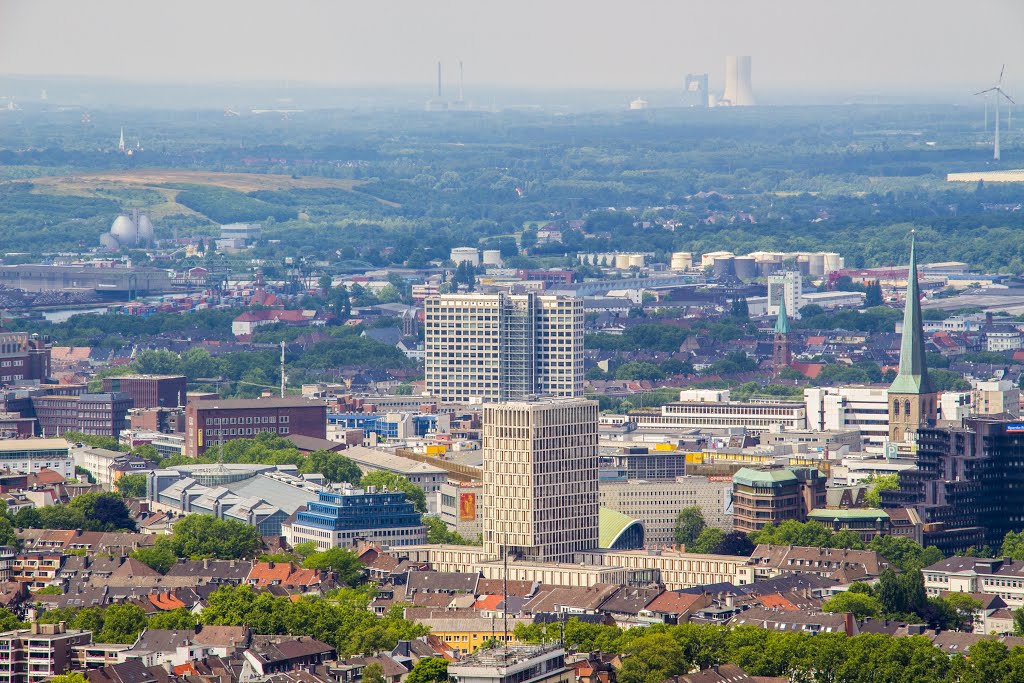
[722,56,755,106]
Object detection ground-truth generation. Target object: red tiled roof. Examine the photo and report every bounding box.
[790,363,824,379]
[473,594,504,610]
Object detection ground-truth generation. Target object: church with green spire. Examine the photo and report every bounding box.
[888,233,937,444]
[772,294,792,375]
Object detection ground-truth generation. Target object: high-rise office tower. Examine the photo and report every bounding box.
[424,293,584,403]
[683,73,709,107]
[722,56,755,106]
[482,398,599,563]
[888,234,937,444]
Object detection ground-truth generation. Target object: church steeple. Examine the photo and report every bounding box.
[890,232,932,396]
[772,294,792,375]
[888,231,937,443]
[774,294,791,335]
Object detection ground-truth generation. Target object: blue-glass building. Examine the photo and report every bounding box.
[328,413,437,440]
[286,487,427,550]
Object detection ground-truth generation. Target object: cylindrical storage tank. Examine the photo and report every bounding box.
[450,247,480,267]
[482,250,503,266]
[712,256,735,278]
[796,260,810,275]
[807,253,826,276]
[671,252,693,271]
[733,256,757,281]
[628,254,645,269]
[759,261,780,277]
[823,252,843,274]
[615,254,631,270]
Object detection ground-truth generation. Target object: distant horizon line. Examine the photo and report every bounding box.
[0,71,1006,99]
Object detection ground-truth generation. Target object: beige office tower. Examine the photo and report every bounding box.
[482,398,599,563]
[424,293,583,403]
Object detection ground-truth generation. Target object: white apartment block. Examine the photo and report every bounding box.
[767,271,803,319]
[986,330,1023,353]
[804,386,889,450]
[424,293,584,403]
[482,398,599,563]
[599,476,733,546]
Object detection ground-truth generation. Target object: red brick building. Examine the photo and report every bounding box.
[185,397,328,457]
[0,333,51,385]
[102,374,187,409]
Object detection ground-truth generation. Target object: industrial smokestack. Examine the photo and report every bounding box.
[722,56,754,106]
[437,61,442,99]
[459,60,464,102]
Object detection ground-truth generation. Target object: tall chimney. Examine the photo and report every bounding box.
[437,61,442,99]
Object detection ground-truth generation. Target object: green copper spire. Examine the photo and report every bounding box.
[889,232,933,395]
[774,294,791,334]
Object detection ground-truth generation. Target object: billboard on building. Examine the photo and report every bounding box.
[459,492,477,521]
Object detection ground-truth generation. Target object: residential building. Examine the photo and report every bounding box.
[0,622,91,683]
[424,293,584,403]
[741,545,891,583]
[972,379,1020,417]
[447,645,572,683]
[11,553,62,589]
[185,397,328,457]
[242,635,336,677]
[231,309,326,337]
[599,476,732,546]
[923,557,1024,606]
[284,486,426,550]
[634,390,806,435]
[731,467,826,532]
[888,235,937,445]
[482,398,599,563]
[0,439,72,479]
[804,386,890,450]
[411,614,532,656]
[101,375,187,409]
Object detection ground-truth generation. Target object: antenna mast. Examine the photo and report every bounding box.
[280,341,286,397]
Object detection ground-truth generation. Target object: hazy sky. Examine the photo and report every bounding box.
[2,0,1023,94]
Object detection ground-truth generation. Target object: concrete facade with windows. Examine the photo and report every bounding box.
[0,622,91,683]
[424,293,583,403]
[185,397,327,457]
[731,467,826,532]
[804,386,890,450]
[634,395,806,434]
[923,557,1024,607]
[482,398,599,563]
[598,476,732,546]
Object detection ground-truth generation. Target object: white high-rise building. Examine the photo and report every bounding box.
[767,272,803,319]
[424,293,584,403]
[482,398,599,563]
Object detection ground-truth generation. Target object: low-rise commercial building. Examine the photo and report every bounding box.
[439,481,483,540]
[71,445,154,491]
[804,386,889,450]
[0,439,72,479]
[284,486,426,550]
[447,644,571,682]
[32,393,132,439]
[634,390,806,435]
[806,508,891,542]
